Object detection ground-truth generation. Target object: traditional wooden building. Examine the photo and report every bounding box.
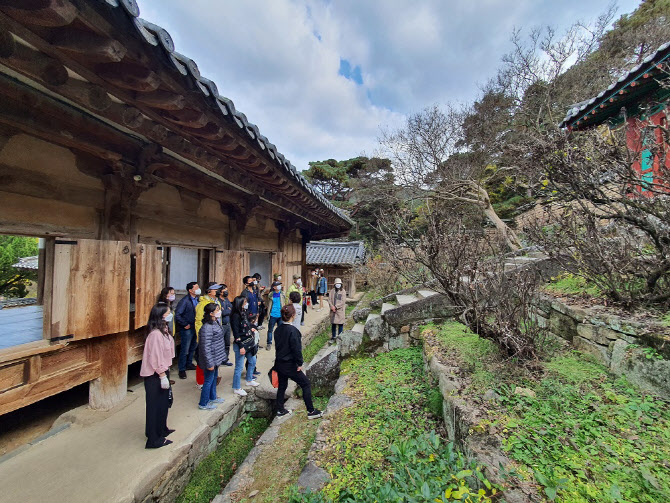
[0,0,351,416]
[560,41,670,194]
[306,241,365,297]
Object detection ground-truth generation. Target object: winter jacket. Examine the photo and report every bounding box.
[328,287,347,325]
[195,295,221,340]
[219,297,232,325]
[231,311,257,352]
[273,323,304,367]
[175,294,198,329]
[286,283,303,303]
[317,276,328,295]
[198,321,228,369]
[240,287,259,315]
[267,290,286,317]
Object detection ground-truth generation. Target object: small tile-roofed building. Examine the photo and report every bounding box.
[306,241,365,297]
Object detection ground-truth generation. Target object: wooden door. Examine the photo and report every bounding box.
[134,244,163,329]
[50,239,131,341]
[215,250,250,297]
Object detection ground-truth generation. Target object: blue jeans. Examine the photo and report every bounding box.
[178,327,197,371]
[232,344,257,389]
[267,316,281,344]
[199,366,218,406]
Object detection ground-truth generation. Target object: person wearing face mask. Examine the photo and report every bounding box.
[316,269,328,311]
[240,276,260,325]
[194,282,224,387]
[157,286,176,334]
[252,273,267,330]
[328,278,347,342]
[308,269,319,311]
[230,295,259,396]
[140,303,175,448]
[286,274,303,308]
[265,280,286,350]
[216,284,234,366]
[197,303,229,410]
[175,281,201,380]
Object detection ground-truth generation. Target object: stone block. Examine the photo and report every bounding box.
[610,340,670,399]
[297,461,331,493]
[352,307,371,322]
[548,310,578,342]
[337,329,364,358]
[400,325,410,333]
[573,336,610,366]
[306,345,340,392]
[535,315,549,329]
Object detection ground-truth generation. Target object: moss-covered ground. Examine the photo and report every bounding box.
[425,321,670,503]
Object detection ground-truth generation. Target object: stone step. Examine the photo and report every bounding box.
[395,294,419,306]
[416,289,438,299]
[352,323,365,334]
[365,313,381,324]
[381,302,396,314]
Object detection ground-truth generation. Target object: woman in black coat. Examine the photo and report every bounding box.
[273,304,322,419]
[230,296,259,396]
[197,303,228,410]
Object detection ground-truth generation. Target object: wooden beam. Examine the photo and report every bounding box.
[96,62,160,92]
[0,0,78,28]
[0,33,68,86]
[51,28,126,62]
[134,89,186,110]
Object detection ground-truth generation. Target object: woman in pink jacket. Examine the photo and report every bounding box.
[140,303,176,448]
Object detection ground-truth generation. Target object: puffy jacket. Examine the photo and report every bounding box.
[198,321,228,369]
[195,295,221,340]
[175,294,198,328]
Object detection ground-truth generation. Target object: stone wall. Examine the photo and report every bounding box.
[532,295,670,399]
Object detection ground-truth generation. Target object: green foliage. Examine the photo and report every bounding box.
[289,432,497,503]
[544,273,602,298]
[497,362,670,502]
[491,194,532,220]
[303,325,332,365]
[287,347,495,502]
[177,415,269,503]
[0,235,39,298]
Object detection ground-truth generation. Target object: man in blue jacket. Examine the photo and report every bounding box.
[175,281,200,379]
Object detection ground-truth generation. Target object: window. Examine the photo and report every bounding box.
[0,235,45,350]
[168,246,199,293]
[249,252,272,288]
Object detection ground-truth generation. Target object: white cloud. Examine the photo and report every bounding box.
[137,0,639,170]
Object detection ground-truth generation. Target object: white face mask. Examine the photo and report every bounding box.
[243,304,248,310]
[296,279,302,285]
[164,313,173,323]
[277,276,282,281]
[214,310,221,318]
[167,294,175,301]
[335,284,342,289]
[253,280,258,285]
[276,286,282,292]
[194,288,201,296]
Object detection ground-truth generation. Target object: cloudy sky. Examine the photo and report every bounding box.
[137,0,640,171]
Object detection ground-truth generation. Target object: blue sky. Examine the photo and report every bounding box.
[137,0,641,171]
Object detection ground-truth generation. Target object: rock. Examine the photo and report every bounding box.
[249,490,259,498]
[253,380,296,400]
[337,329,364,358]
[513,387,536,398]
[483,389,501,402]
[297,461,331,493]
[573,336,610,366]
[306,345,340,392]
[334,375,349,394]
[400,325,410,333]
[364,315,387,342]
[352,307,371,322]
[325,394,354,415]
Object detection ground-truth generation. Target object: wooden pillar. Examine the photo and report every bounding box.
[89,332,129,410]
[301,228,310,289]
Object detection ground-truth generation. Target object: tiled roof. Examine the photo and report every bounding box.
[127,11,353,226]
[306,241,365,266]
[560,41,670,130]
[12,256,38,270]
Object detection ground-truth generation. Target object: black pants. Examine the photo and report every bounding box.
[144,372,170,448]
[309,290,318,307]
[222,322,231,354]
[258,301,267,326]
[275,361,314,412]
[301,303,306,323]
[331,324,343,339]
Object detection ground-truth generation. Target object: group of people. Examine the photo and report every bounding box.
[139,269,347,449]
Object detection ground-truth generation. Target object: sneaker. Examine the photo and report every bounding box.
[196,384,202,390]
[178,371,187,379]
[307,409,323,419]
[276,409,292,417]
[246,380,260,387]
[198,403,217,410]
[266,343,272,351]
[253,370,261,376]
[301,322,305,326]
[233,388,247,396]
[209,398,225,405]
[223,361,233,367]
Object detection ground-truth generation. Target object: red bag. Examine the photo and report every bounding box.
[268,367,279,388]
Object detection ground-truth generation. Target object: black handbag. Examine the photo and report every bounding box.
[167,385,173,408]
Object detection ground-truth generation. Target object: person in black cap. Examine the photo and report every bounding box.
[265,280,286,350]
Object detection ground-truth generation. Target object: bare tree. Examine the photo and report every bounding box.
[380,105,522,250]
